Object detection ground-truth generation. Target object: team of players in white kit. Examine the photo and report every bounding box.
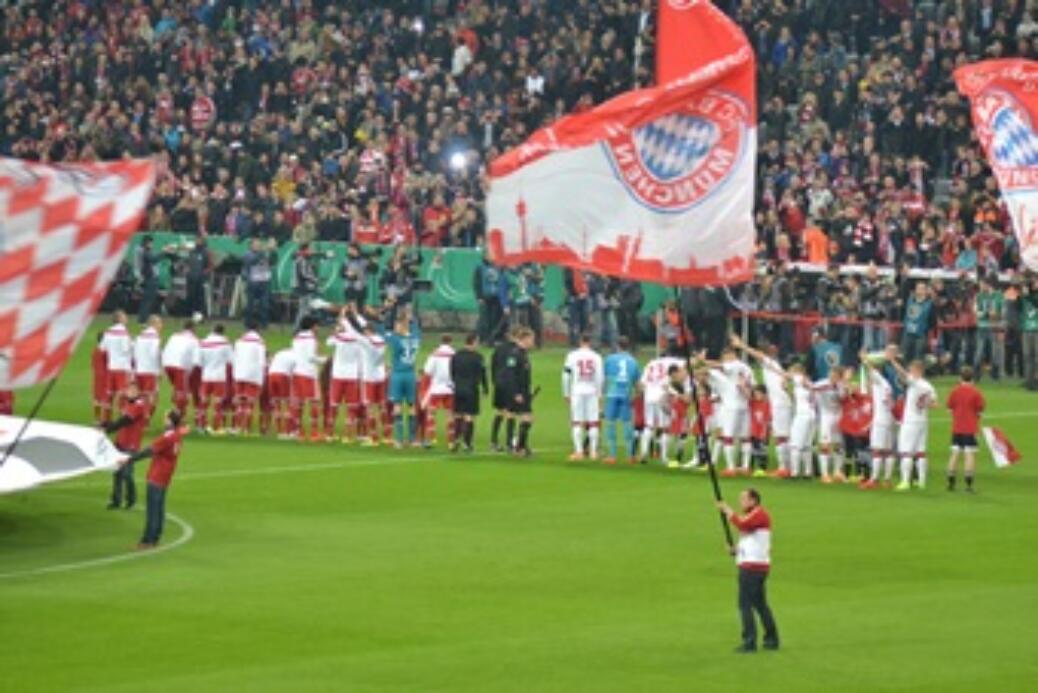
[562,334,938,491]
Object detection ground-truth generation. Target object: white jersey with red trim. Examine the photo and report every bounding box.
[133,326,162,375]
[759,355,791,410]
[199,333,233,383]
[813,379,844,418]
[791,374,816,419]
[100,324,133,372]
[902,376,936,426]
[719,359,754,411]
[291,330,320,379]
[161,330,199,371]
[423,345,456,395]
[868,370,895,427]
[562,347,604,398]
[233,331,267,385]
[640,357,683,404]
[268,348,295,377]
[327,331,363,380]
[360,334,387,383]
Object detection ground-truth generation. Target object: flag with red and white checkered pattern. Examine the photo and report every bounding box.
[0,158,156,389]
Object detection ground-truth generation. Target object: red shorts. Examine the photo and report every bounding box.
[268,374,291,401]
[106,370,131,396]
[135,373,158,395]
[165,367,188,394]
[236,382,261,400]
[291,375,319,401]
[425,393,453,411]
[200,381,227,399]
[0,390,13,415]
[669,400,689,436]
[364,380,387,405]
[329,379,362,405]
[93,373,108,403]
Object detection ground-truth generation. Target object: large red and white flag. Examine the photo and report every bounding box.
[955,60,1038,270]
[983,426,1022,468]
[0,158,156,389]
[486,0,756,286]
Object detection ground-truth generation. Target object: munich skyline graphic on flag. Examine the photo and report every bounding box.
[485,0,756,286]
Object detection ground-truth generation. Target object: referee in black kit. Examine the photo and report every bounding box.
[507,327,536,456]
[717,489,780,653]
[490,329,519,452]
[450,334,487,452]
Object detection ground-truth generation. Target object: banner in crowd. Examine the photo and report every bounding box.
[954,60,1038,271]
[486,0,756,286]
[0,158,156,389]
[0,415,126,494]
[983,426,1022,468]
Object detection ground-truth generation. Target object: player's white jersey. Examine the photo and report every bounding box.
[361,333,387,383]
[268,348,296,377]
[291,330,320,379]
[327,331,363,380]
[100,324,133,372]
[813,380,844,418]
[423,345,456,395]
[720,359,754,410]
[867,370,895,427]
[791,374,816,419]
[562,347,604,398]
[199,333,233,383]
[759,355,792,410]
[640,357,684,403]
[161,330,199,371]
[902,376,936,426]
[233,330,266,385]
[133,326,162,375]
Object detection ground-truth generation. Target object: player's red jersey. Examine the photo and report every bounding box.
[750,398,771,440]
[115,398,149,452]
[892,395,905,423]
[146,427,188,488]
[947,383,985,435]
[840,391,873,437]
[632,393,645,429]
[92,346,108,402]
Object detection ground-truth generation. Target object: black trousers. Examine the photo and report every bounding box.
[738,568,778,647]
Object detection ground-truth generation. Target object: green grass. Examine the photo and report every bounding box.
[2,321,1038,692]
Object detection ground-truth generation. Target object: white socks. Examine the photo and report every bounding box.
[871,455,882,481]
[900,457,913,485]
[917,458,927,488]
[741,442,752,470]
[659,433,669,461]
[884,456,895,480]
[589,427,599,457]
[572,425,584,455]
[724,443,736,470]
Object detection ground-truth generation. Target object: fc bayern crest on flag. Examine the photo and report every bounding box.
[602,90,749,213]
[955,59,1038,270]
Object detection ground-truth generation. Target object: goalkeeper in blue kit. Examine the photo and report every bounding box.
[602,337,641,464]
[386,313,422,447]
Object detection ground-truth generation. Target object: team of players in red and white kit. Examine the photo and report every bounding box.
[91,308,460,446]
[562,333,986,493]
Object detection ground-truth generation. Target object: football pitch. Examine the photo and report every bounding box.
[2,324,1037,692]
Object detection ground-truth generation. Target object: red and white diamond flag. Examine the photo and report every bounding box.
[0,158,156,389]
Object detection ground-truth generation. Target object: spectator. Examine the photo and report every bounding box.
[242,238,276,330]
[900,282,935,363]
[973,276,1005,381]
[293,243,320,330]
[564,269,591,348]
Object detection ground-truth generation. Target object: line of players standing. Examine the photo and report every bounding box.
[561,332,984,493]
[92,308,542,503]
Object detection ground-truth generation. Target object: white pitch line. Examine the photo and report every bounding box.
[0,511,194,580]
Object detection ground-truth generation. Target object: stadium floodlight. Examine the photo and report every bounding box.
[449,151,467,172]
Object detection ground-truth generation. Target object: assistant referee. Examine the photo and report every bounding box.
[717,488,780,653]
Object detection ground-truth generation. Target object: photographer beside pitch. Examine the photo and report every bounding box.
[716,489,780,653]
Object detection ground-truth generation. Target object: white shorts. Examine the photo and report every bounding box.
[790,415,816,450]
[570,394,600,424]
[644,400,671,429]
[817,414,844,448]
[870,421,895,452]
[770,404,792,439]
[898,423,928,457]
[720,407,749,439]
